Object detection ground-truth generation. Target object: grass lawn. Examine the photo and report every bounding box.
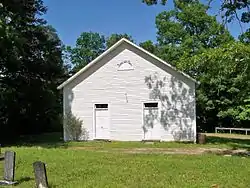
[205,133,250,140]
[12,132,250,150]
[1,147,250,188]
[0,133,250,187]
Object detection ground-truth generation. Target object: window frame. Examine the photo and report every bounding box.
[143,101,159,110]
[95,104,108,109]
[141,101,160,128]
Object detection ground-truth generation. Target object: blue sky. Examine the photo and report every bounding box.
[43,0,247,47]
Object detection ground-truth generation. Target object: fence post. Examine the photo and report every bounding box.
[197,133,206,144]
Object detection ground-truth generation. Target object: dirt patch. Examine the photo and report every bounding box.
[118,148,246,155]
[118,148,202,155]
[68,146,250,156]
[70,146,102,150]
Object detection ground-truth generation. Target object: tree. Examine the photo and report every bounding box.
[143,0,250,39]
[66,32,105,73]
[139,40,158,54]
[239,29,250,44]
[106,33,134,48]
[143,0,250,19]
[222,0,250,27]
[66,33,134,72]
[177,42,250,131]
[155,0,233,64]
[142,0,167,5]
[0,0,66,143]
[222,0,250,43]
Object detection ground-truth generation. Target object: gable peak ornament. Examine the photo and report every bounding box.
[117,60,134,71]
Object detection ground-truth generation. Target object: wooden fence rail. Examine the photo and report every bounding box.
[215,127,250,135]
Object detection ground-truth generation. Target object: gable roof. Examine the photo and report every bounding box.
[57,38,197,89]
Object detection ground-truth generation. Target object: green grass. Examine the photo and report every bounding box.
[66,140,221,149]
[9,132,250,150]
[205,133,250,140]
[0,146,250,188]
[205,133,250,150]
[10,132,250,150]
[1,133,250,187]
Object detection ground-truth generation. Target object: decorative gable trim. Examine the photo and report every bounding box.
[117,60,134,71]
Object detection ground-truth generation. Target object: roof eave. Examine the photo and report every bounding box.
[57,38,198,89]
[57,38,126,90]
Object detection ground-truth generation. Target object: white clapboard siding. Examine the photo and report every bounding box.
[63,42,196,142]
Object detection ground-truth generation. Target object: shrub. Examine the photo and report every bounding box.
[64,112,88,141]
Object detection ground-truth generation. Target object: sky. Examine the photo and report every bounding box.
[43,0,247,47]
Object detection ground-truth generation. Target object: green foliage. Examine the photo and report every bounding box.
[155,0,234,64]
[222,0,250,24]
[106,33,134,48]
[177,42,250,130]
[139,40,158,54]
[64,112,88,141]
[66,32,106,73]
[222,0,250,44]
[0,0,66,143]
[142,0,167,5]
[66,32,134,72]
[239,28,250,44]
[237,98,250,121]
[65,112,88,141]
[143,0,249,131]
[143,0,250,42]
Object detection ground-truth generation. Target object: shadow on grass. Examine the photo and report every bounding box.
[17,177,33,184]
[207,136,250,150]
[3,132,250,151]
[49,183,57,188]
[16,177,57,188]
[2,132,69,149]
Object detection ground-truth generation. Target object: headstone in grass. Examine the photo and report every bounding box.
[33,161,49,188]
[0,151,18,186]
[4,151,16,181]
[0,144,3,160]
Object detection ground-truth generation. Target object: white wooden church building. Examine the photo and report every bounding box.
[58,38,197,142]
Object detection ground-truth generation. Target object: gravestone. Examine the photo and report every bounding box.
[4,151,15,182]
[0,144,3,160]
[33,161,49,188]
[0,151,17,185]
